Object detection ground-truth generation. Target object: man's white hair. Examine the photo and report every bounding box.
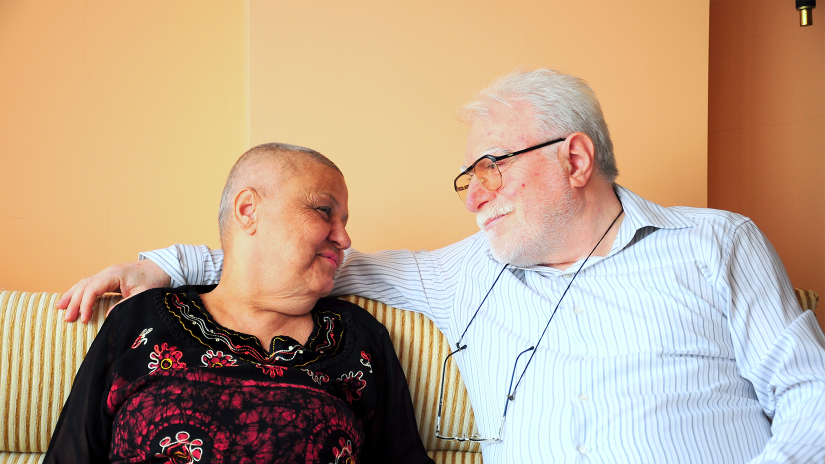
[459,69,618,182]
[217,142,340,247]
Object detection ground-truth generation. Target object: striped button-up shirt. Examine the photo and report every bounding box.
[142,186,825,463]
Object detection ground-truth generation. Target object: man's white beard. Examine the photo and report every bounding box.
[476,175,577,267]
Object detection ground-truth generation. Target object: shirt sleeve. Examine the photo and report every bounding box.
[360,327,435,464]
[139,244,224,287]
[331,234,483,328]
[43,316,120,464]
[719,220,825,464]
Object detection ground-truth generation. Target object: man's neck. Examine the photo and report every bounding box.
[541,184,623,271]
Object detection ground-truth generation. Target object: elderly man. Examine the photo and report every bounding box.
[60,69,825,463]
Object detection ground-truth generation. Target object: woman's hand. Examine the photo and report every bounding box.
[56,260,171,323]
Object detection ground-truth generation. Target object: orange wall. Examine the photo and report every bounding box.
[708,0,825,326]
[0,0,247,292]
[1,0,710,293]
[249,0,711,253]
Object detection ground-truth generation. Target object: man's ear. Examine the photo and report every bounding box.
[560,132,595,188]
[234,188,259,235]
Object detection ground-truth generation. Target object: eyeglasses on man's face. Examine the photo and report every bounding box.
[453,137,566,203]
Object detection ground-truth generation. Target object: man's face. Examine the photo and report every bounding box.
[463,102,577,266]
[255,160,351,302]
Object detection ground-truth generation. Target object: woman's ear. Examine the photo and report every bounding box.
[561,132,595,188]
[234,188,259,235]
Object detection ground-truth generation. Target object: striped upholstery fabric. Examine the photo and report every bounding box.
[2,288,819,464]
[795,287,820,312]
[0,291,112,464]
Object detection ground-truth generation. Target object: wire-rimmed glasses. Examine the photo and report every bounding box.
[453,137,566,203]
[434,202,624,444]
[435,339,535,443]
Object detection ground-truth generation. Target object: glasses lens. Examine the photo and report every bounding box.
[437,350,488,442]
[454,158,502,203]
[475,158,502,191]
[455,173,471,202]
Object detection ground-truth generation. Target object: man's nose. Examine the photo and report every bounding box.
[464,176,493,212]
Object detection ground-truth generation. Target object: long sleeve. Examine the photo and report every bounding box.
[720,220,825,464]
[138,234,484,331]
[139,244,224,287]
[43,317,120,464]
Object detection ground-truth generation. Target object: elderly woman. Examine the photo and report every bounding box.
[45,143,433,464]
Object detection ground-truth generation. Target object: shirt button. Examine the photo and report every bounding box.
[573,306,584,314]
[563,274,573,280]
[578,445,590,455]
[578,394,590,401]
[583,356,593,361]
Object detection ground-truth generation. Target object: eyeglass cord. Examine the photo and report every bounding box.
[507,203,624,409]
[457,199,624,420]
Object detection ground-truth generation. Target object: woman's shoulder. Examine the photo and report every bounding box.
[314,297,387,332]
[107,287,166,319]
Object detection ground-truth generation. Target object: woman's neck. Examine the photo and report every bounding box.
[199,278,316,348]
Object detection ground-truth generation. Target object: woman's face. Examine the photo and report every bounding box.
[253,161,351,306]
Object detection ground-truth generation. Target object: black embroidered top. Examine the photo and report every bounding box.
[44,286,434,464]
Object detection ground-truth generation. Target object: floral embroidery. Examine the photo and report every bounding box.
[201,350,237,368]
[359,351,373,373]
[332,437,354,464]
[258,364,285,378]
[131,328,153,349]
[148,343,186,374]
[302,369,330,385]
[156,431,203,463]
[337,371,366,404]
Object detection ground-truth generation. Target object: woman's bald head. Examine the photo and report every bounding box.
[218,143,341,247]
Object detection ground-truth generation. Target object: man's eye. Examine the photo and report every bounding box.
[317,206,332,217]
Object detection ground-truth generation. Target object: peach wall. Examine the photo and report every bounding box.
[1,0,710,293]
[0,0,247,292]
[248,0,710,253]
[708,0,824,326]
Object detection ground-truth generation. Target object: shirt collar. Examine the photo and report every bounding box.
[484,184,696,273]
[611,184,695,253]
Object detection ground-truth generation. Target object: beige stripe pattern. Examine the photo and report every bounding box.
[2,288,819,463]
[795,288,820,312]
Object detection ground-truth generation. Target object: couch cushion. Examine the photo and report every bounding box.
[0,291,112,455]
[795,288,820,311]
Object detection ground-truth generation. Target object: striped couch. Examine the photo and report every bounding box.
[0,289,820,464]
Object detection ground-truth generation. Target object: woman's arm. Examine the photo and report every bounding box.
[43,315,120,463]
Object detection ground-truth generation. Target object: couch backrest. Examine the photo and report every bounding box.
[0,291,482,464]
[1,289,819,463]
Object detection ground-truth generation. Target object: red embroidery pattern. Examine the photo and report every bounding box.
[359,351,373,373]
[148,343,186,374]
[258,364,285,378]
[332,437,354,464]
[201,350,237,368]
[337,371,366,404]
[156,431,203,463]
[131,328,153,349]
[302,369,330,385]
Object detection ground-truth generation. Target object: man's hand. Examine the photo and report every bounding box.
[56,260,172,323]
